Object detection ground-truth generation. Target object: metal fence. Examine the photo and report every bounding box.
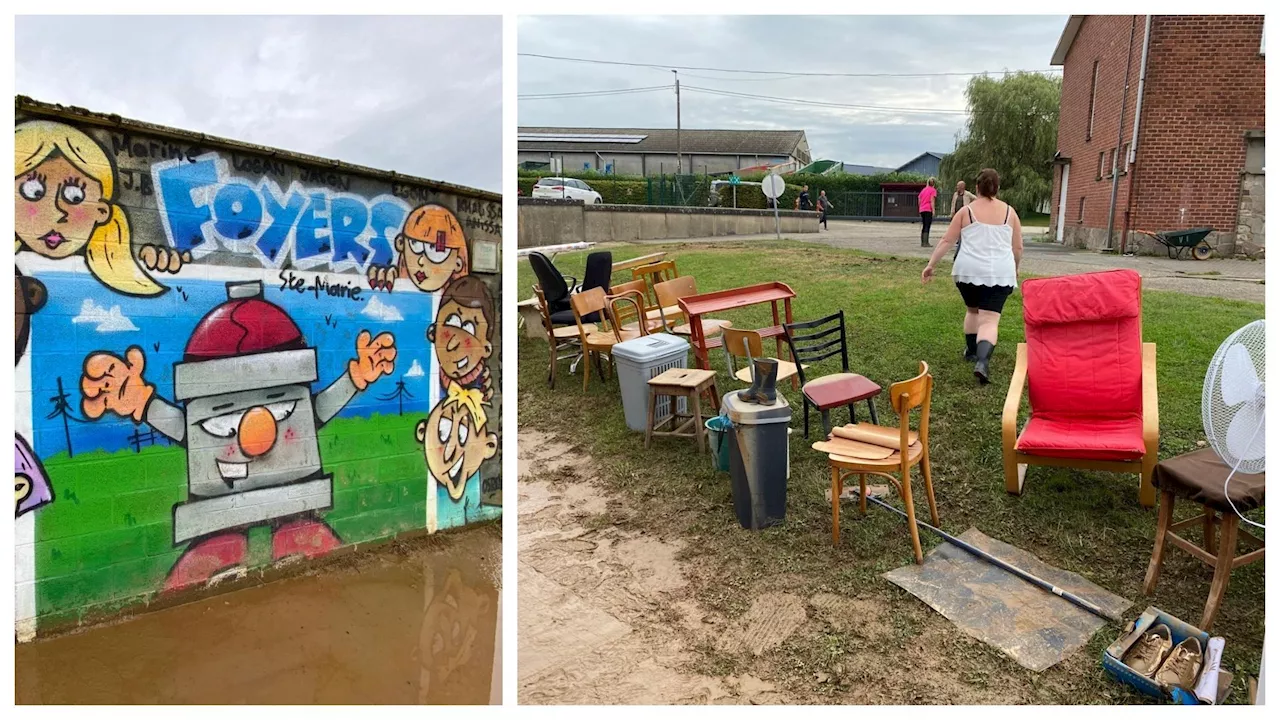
[645,174,710,207]
[824,191,956,220]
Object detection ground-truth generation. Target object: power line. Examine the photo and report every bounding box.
[519,85,671,100]
[518,52,1062,79]
[683,85,970,115]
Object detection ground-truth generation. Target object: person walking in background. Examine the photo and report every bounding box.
[817,190,833,231]
[918,177,938,247]
[950,180,977,258]
[799,185,812,211]
[920,168,1022,385]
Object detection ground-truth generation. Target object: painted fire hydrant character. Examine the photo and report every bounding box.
[368,204,469,292]
[416,387,497,502]
[80,281,397,590]
[428,276,495,402]
[16,269,52,516]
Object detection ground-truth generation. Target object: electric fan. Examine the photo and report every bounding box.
[1201,319,1265,529]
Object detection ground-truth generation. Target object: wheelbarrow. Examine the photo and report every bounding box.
[1136,227,1214,260]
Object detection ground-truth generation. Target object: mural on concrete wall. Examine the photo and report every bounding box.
[14,108,500,638]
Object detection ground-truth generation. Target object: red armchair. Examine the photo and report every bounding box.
[1002,269,1160,507]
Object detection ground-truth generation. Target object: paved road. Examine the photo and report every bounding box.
[641,220,1265,303]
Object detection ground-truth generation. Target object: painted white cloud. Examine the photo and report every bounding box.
[405,359,425,378]
[72,299,139,333]
[361,295,404,322]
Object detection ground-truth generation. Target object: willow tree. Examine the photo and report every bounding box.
[939,71,1061,215]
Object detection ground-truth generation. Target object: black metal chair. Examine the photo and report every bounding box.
[529,251,582,325]
[784,311,883,439]
[580,251,613,294]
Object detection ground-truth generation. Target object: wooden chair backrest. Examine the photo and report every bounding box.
[611,278,649,303]
[722,328,764,360]
[632,260,679,305]
[889,361,932,447]
[570,287,609,337]
[654,276,698,309]
[533,284,555,337]
[607,291,649,339]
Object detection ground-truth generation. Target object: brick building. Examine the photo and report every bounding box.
[1049,15,1265,257]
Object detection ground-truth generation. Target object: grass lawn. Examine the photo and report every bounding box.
[517,240,1264,704]
[1020,211,1051,228]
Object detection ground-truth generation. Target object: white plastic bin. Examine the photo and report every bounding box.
[612,334,690,432]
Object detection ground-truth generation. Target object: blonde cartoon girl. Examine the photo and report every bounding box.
[15,120,186,296]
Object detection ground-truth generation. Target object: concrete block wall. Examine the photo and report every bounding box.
[517,199,818,247]
[14,99,503,639]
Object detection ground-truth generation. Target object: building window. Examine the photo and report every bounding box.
[1087,60,1100,141]
[1078,196,1086,223]
[1105,148,1116,178]
[1120,143,1131,174]
[1245,132,1265,174]
[1097,152,1105,180]
[1262,20,1266,55]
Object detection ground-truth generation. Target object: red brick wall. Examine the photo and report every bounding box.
[1130,15,1265,252]
[1050,15,1265,253]
[1050,16,1144,242]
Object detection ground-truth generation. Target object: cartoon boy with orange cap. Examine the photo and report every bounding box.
[79,281,396,590]
[368,204,469,292]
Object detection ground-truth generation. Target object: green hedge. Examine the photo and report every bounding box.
[714,171,928,211]
[518,176,650,205]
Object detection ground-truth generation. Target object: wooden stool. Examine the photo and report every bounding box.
[645,368,720,453]
[1143,448,1265,631]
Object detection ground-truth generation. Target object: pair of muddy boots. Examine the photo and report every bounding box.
[737,358,779,405]
[964,334,995,385]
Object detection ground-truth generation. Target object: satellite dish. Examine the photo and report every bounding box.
[1201,319,1265,528]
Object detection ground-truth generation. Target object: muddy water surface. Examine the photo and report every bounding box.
[16,525,500,705]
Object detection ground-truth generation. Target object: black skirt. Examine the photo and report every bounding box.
[955,282,1014,313]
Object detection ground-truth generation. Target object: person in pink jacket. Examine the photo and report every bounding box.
[918,177,938,247]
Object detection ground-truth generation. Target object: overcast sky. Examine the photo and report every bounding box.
[519,15,1068,168]
[16,15,502,192]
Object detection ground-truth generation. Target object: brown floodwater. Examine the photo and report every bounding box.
[16,525,501,705]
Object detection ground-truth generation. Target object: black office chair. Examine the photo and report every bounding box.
[580,251,613,294]
[529,252,577,324]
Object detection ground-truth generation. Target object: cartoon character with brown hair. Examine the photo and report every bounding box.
[367,204,468,292]
[428,275,494,402]
[16,269,52,516]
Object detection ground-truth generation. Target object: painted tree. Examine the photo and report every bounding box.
[939,72,1061,216]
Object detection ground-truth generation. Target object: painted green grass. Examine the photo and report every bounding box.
[518,240,1265,703]
[35,412,427,624]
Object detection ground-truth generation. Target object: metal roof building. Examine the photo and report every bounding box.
[518,126,811,176]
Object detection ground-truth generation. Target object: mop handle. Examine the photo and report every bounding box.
[862,493,1119,622]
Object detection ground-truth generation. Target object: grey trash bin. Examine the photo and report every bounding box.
[612,333,689,432]
[721,392,792,529]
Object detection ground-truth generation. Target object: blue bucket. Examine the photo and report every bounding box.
[705,415,732,472]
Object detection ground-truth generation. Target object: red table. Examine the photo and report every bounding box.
[677,282,797,371]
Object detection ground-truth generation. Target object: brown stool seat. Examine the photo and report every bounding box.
[1153,448,1265,514]
[645,368,720,453]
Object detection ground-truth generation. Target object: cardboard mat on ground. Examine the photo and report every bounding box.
[884,528,1132,672]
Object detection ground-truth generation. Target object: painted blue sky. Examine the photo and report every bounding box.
[28,271,436,459]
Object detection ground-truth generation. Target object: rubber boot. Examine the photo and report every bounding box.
[964,333,978,362]
[737,358,779,404]
[974,341,995,385]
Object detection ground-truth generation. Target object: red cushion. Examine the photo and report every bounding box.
[802,373,881,410]
[1022,270,1143,417]
[1016,413,1146,462]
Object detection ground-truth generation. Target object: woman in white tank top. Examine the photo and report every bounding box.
[920,168,1023,384]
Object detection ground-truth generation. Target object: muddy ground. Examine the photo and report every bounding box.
[517,428,1164,705]
[17,524,501,705]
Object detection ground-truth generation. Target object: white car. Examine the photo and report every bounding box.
[531,177,603,204]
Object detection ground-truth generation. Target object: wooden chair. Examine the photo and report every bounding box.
[611,279,667,334]
[653,276,732,339]
[1002,269,1160,507]
[817,362,936,563]
[784,311,883,439]
[571,287,640,392]
[722,328,803,386]
[1142,448,1265,631]
[534,284,589,389]
[631,260,679,307]
[607,290,651,339]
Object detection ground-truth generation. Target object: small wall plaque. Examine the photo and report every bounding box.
[471,239,499,273]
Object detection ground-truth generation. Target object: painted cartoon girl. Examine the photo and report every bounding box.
[367,204,469,292]
[15,120,186,296]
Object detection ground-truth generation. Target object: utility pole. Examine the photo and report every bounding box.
[673,70,682,176]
